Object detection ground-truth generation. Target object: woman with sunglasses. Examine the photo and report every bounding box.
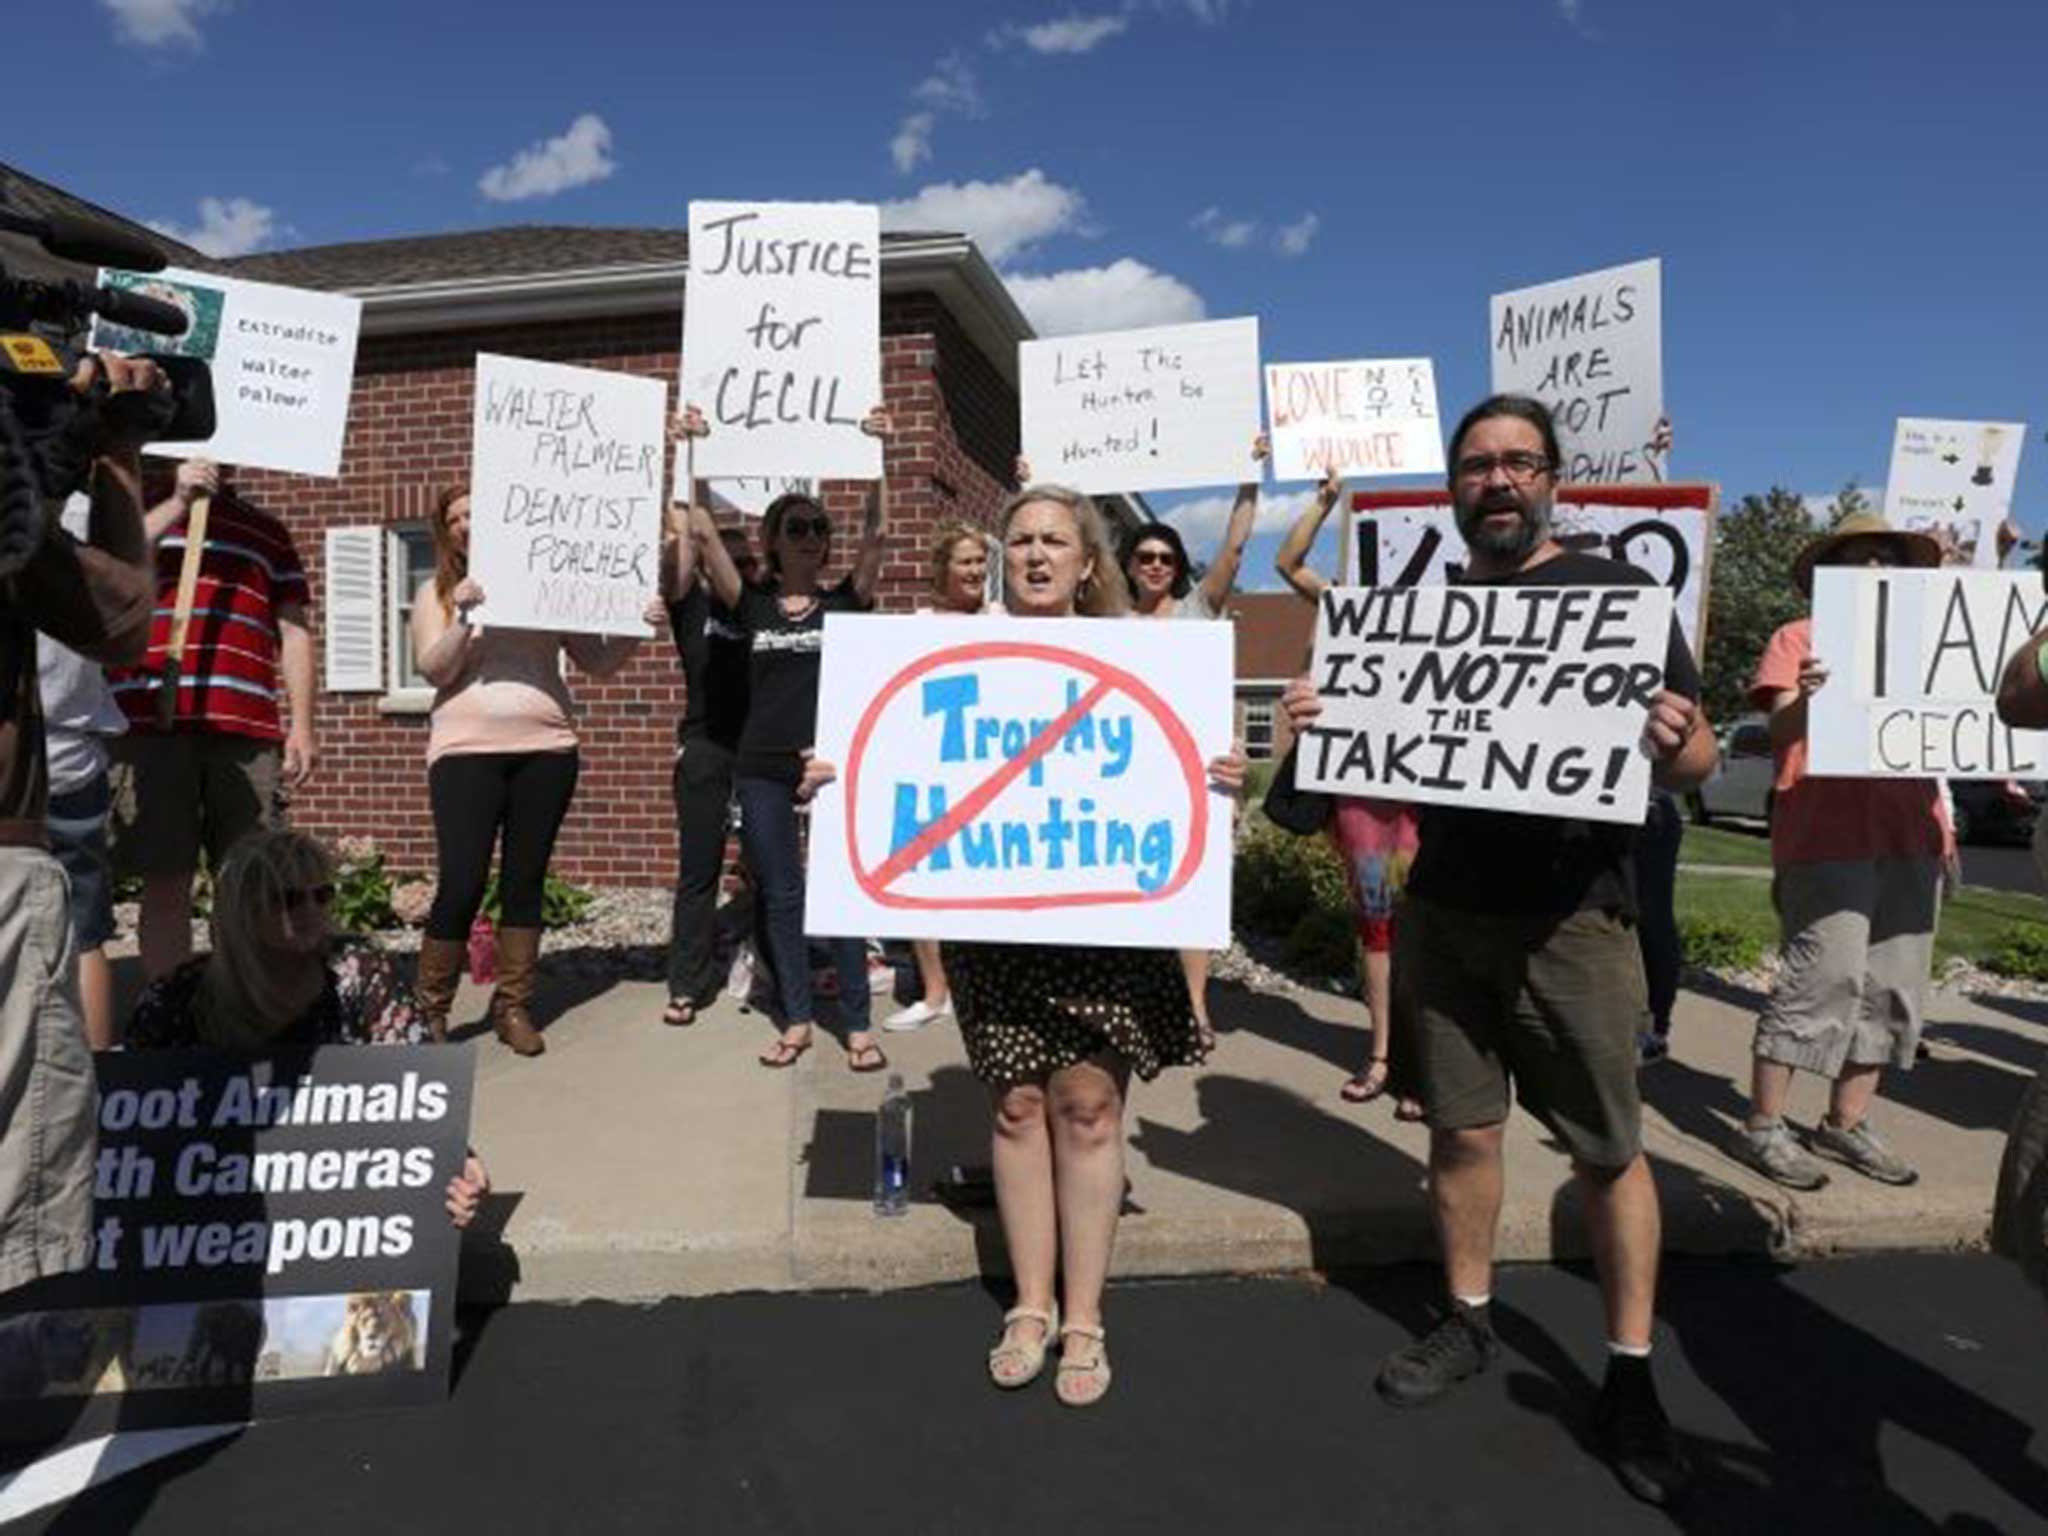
[798,481,1246,1406]
[1117,434,1267,1051]
[691,410,893,1072]
[406,484,641,1057]
[125,830,490,1229]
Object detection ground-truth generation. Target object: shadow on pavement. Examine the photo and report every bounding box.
[1208,978,1371,1080]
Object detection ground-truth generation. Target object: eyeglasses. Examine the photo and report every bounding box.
[782,515,830,539]
[1453,451,1553,483]
[1130,549,1178,568]
[272,884,335,914]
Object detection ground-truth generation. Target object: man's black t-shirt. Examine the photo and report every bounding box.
[1403,549,1702,919]
[732,574,871,785]
[667,583,751,749]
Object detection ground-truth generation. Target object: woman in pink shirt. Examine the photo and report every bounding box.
[408,486,640,1056]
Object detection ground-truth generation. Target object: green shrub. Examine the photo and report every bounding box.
[1983,922,2048,981]
[1233,820,1348,938]
[481,870,596,930]
[1242,758,1277,808]
[1678,914,1769,971]
[1286,904,1359,983]
[331,846,397,933]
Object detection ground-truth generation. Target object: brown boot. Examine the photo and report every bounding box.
[414,937,467,1043]
[490,926,546,1057]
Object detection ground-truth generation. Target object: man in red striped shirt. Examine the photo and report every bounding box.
[106,458,319,978]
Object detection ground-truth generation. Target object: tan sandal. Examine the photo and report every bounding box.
[988,1304,1059,1390]
[1055,1323,1111,1407]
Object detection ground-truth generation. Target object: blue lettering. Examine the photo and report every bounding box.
[889,783,952,872]
[1100,713,1134,777]
[1137,820,1174,892]
[922,674,980,762]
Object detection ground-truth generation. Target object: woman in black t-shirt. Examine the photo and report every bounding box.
[692,411,890,1071]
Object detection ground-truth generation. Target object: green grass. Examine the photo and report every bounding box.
[1675,870,2048,967]
[1677,822,1774,868]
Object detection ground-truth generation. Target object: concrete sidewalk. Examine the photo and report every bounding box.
[450,963,2048,1303]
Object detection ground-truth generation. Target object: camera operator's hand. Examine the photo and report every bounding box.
[174,459,219,506]
[73,352,173,452]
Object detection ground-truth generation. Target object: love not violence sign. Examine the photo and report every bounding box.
[805,615,1235,949]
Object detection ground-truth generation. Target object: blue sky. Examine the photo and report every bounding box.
[20,0,2048,584]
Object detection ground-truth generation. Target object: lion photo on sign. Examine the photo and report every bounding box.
[323,1291,421,1376]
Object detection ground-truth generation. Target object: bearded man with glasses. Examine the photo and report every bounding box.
[1281,394,1717,1508]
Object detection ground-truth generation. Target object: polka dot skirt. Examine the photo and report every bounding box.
[944,942,1206,1088]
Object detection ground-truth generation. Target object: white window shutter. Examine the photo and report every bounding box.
[323,526,383,691]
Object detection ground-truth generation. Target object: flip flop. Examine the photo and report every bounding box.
[1341,1058,1390,1104]
[759,1034,812,1069]
[848,1041,889,1074]
[662,997,696,1028]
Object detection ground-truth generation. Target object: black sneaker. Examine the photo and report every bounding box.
[1592,1356,1693,1507]
[1375,1303,1497,1408]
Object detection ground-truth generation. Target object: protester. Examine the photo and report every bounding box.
[659,410,775,1027]
[692,411,893,1072]
[1633,790,1684,1062]
[1730,514,1947,1190]
[1,353,157,1292]
[802,481,1244,1406]
[1118,435,1265,1050]
[106,458,319,981]
[408,485,641,1056]
[1282,395,1715,1506]
[884,520,994,1033]
[36,498,132,1050]
[125,831,488,1228]
[1994,610,2048,1293]
[1274,464,1423,1111]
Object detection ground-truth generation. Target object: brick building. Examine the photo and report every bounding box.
[1225,592,1313,763]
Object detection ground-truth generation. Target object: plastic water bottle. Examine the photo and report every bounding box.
[874,1074,911,1218]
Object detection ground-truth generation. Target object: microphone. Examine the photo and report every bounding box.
[2,209,171,273]
[90,284,189,338]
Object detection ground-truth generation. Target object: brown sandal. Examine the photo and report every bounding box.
[1341,1057,1390,1103]
[847,1040,889,1074]
[759,1030,813,1068]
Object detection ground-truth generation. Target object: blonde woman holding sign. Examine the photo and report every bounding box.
[800,482,1246,1407]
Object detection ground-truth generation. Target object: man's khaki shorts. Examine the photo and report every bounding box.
[1397,895,1648,1169]
[108,732,283,879]
[0,847,97,1291]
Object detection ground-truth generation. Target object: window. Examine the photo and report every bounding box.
[388,525,436,692]
[1243,698,1276,760]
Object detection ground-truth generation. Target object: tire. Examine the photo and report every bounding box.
[1763,790,1775,830]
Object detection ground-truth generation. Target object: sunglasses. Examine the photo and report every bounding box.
[1130,549,1178,568]
[782,515,831,540]
[271,884,335,914]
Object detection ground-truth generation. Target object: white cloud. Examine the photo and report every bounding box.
[101,0,227,48]
[145,196,277,258]
[1003,258,1207,336]
[913,54,984,115]
[997,13,1130,53]
[1557,0,1596,37]
[1273,211,1321,257]
[1192,206,1259,249]
[882,170,1087,264]
[1164,488,1318,543]
[890,55,986,173]
[478,113,616,203]
[890,113,936,174]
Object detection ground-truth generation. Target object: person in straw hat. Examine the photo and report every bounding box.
[1730,511,1948,1191]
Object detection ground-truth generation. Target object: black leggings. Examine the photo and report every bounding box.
[426,750,580,940]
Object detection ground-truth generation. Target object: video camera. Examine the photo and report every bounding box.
[0,205,216,578]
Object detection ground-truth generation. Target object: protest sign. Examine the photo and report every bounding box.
[680,200,882,480]
[1489,258,1663,484]
[91,265,361,478]
[0,1045,474,1442]
[1359,500,1712,655]
[805,615,1235,948]
[1265,357,1443,481]
[1020,317,1262,495]
[1885,417,2027,569]
[1808,567,2048,778]
[1297,583,1673,823]
[466,351,666,637]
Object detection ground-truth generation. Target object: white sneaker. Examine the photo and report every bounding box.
[884,997,953,1032]
[868,960,899,996]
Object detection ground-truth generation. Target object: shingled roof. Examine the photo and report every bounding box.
[221,225,953,293]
